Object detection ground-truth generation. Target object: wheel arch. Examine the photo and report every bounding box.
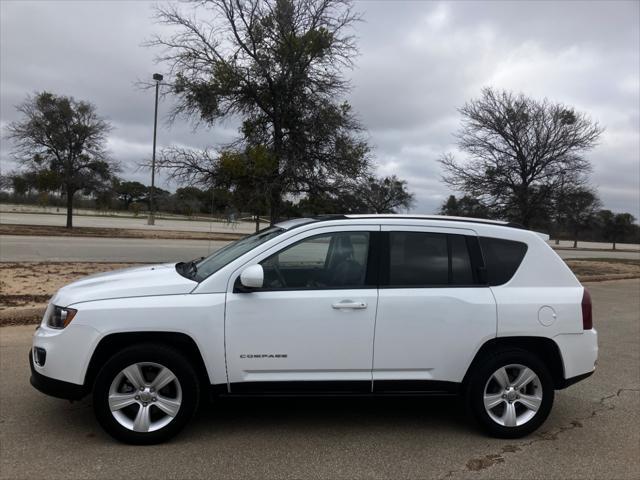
[84,332,212,391]
[463,336,565,389]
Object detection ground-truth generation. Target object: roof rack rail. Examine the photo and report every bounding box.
[505,222,526,230]
[312,214,348,221]
[342,214,528,229]
[276,215,529,231]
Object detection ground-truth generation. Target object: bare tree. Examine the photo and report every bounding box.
[440,88,603,228]
[149,0,370,224]
[7,92,116,228]
[0,173,11,191]
[155,146,220,188]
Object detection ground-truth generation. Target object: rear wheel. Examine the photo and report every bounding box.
[93,344,200,444]
[467,349,554,438]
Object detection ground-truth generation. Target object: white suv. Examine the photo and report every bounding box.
[30,215,597,444]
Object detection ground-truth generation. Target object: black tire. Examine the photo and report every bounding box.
[466,348,554,438]
[92,343,200,445]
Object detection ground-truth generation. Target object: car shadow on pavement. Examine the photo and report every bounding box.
[23,393,475,444]
[184,395,473,439]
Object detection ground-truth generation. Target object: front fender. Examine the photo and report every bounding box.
[69,293,227,386]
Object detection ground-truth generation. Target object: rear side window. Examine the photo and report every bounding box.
[389,232,448,286]
[387,232,477,287]
[450,234,474,285]
[479,237,528,286]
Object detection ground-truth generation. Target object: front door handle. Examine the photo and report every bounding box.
[332,301,367,310]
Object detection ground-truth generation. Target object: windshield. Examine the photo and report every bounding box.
[191,226,285,281]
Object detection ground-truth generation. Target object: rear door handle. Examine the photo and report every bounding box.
[332,301,367,310]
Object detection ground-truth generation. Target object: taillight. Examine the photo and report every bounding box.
[581,288,593,330]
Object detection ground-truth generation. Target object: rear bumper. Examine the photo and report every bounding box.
[556,370,595,389]
[29,350,87,401]
[554,329,598,383]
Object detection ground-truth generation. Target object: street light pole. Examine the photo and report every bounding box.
[148,72,163,226]
[555,170,567,245]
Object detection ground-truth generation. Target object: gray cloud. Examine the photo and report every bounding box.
[1,0,638,217]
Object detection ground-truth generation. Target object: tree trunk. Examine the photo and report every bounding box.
[270,124,284,226]
[269,192,281,225]
[613,241,616,251]
[517,185,531,228]
[255,214,260,233]
[65,189,74,229]
[519,207,531,229]
[268,182,282,226]
[573,238,578,248]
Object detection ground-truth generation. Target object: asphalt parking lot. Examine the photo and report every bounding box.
[1,280,638,480]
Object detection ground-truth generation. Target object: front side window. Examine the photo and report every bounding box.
[387,232,478,287]
[260,232,370,290]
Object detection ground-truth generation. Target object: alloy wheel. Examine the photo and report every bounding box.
[108,362,182,433]
[483,363,543,427]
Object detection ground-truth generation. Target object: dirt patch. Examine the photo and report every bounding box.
[565,258,640,282]
[0,294,51,307]
[0,223,245,241]
[466,454,505,471]
[0,262,145,326]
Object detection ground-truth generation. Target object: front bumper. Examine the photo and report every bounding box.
[31,322,100,386]
[29,350,87,400]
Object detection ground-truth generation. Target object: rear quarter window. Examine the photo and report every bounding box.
[479,237,528,286]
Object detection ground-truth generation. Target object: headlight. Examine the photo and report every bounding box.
[47,306,77,329]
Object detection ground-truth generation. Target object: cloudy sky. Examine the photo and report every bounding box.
[1,0,638,216]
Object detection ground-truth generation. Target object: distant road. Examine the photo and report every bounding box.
[1,235,638,263]
[0,235,225,263]
[0,211,256,235]
[558,249,640,260]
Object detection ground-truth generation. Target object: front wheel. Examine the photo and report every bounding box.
[467,349,554,438]
[93,344,200,444]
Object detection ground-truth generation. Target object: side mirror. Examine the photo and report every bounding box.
[239,264,264,290]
